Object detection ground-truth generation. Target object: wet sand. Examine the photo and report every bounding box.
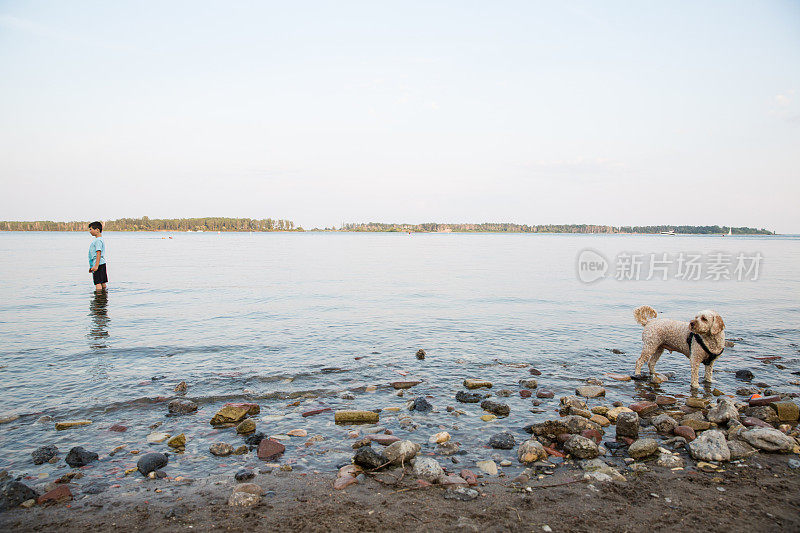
[3,454,799,533]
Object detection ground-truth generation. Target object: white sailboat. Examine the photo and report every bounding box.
[660,229,675,235]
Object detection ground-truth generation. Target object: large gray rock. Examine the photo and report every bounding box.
[687,430,730,462]
[564,435,599,459]
[525,415,601,436]
[383,440,421,464]
[412,457,444,483]
[0,480,39,511]
[740,427,795,453]
[616,412,640,439]
[168,399,198,414]
[707,398,739,424]
[575,386,606,398]
[628,438,659,459]
[727,440,758,460]
[652,414,678,434]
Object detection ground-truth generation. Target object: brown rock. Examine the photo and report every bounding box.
[236,419,256,434]
[655,395,677,407]
[686,397,709,408]
[770,401,799,422]
[674,425,696,441]
[37,485,72,505]
[520,390,532,398]
[302,408,332,417]
[536,390,555,399]
[334,475,358,490]
[367,434,400,445]
[210,405,251,426]
[748,395,781,407]
[682,418,711,431]
[629,401,659,416]
[392,381,422,389]
[257,438,285,461]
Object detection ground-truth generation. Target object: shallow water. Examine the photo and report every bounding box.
[0,232,798,483]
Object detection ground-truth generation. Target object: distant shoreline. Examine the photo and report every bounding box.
[0,219,775,235]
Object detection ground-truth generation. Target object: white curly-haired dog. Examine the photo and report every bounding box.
[633,305,726,389]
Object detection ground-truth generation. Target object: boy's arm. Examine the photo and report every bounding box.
[91,250,101,271]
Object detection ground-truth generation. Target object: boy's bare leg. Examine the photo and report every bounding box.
[95,284,103,291]
[101,283,107,290]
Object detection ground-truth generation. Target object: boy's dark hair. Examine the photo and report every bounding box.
[88,221,103,232]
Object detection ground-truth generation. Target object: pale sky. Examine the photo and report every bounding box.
[1,1,799,232]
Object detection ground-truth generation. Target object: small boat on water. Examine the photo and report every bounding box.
[722,226,732,236]
[660,229,675,235]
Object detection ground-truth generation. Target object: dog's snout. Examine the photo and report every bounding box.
[689,320,696,327]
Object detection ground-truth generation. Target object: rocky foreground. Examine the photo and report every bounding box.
[1,358,799,531]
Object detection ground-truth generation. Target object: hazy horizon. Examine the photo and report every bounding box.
[2,1,799,232]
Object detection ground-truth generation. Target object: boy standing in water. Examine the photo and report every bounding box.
[88,221,108,291]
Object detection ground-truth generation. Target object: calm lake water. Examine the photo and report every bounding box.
[0,232,798,482]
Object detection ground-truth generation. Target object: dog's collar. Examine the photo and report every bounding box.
[687,332,723,364]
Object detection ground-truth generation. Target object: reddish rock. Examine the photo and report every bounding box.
[257,438,285,461]
[37,485,72,505]
[629,401,659,416]
[581,429,602,444]
[749,395,781,407]
[556,433,571,444]
[520,390,532,398]
[441,475,468,486]
[391,381,422,389]
[741,416,772,428]
[301,408,332,417]
[617,436,635,446]
[674,425,696,441]
[417,479,433,488]
[655,395,677,407]
[529,368,542,376]
[333,475,358,490]
[366,434,400,445]
[108,424,127,432]
[543,446,565,458]
[536,390,555,399]
[459,469,478,486]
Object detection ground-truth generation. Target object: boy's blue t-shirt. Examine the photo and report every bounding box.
[88,237,106,267]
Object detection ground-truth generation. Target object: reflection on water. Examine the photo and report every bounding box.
[88,291,110,349]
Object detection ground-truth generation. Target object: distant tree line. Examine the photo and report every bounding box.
[0,217,299,232]
[339,222,773,235]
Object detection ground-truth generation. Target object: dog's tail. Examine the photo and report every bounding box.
[634,305,657,326]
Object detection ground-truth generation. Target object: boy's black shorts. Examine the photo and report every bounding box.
[91,263,108,284]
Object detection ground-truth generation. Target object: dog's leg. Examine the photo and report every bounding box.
[689,355,701,389]
[647,347,664,375]
[634,346,654,376]
[703,362,714,383]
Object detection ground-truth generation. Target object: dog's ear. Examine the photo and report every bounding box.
[710,314,725,335]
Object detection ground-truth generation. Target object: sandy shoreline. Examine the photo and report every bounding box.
[2,454,799,533]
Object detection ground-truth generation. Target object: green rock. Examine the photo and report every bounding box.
[770,401,799,422]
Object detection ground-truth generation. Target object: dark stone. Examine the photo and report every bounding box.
[65,446,99,468]
[0,480,39,511]
[137,452,168,475]
[257,438,285,461]
[245,432,266,447]
[536,390,555,399]
[235,469,255,482]
[168,399,198,414]
[488,432,516,450]
[32,445,58,465]
[529,368,542,376]
[630,374,649,381]
[455,391,484,403]
[411,397,433,412]
[301,407,332,417]
[353,446,387,470]
[735,369,754,381]
[480,399,510,416]
[749,395,781,407]
[416,349,426,360]
[82,481,108,494]
[610,348,625,354]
